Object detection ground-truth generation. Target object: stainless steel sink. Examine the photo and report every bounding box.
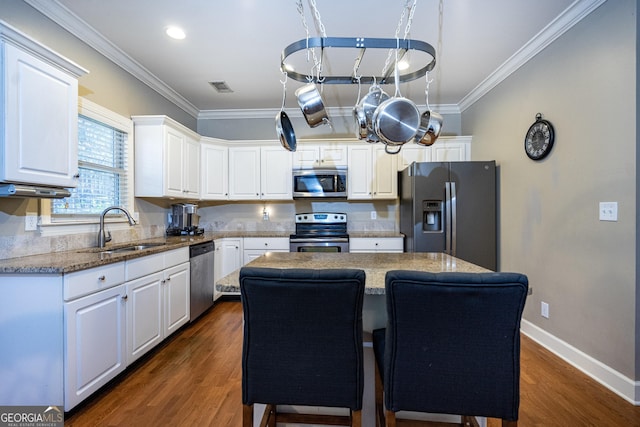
[81,242,167,254]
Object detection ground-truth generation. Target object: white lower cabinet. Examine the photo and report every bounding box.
[163,262,190,335]
[126,272,163,365]
[125,249,190,365]
[349,237,404,253]
[64,283,127,411]
[243,237,289,265]
[63,248,189,410]
[214,238,243,298]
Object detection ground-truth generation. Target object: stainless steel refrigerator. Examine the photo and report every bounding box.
[399,161,496,270]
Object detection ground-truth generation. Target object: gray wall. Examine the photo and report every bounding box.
[462,0,636,378]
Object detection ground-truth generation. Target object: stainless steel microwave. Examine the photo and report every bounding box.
[292,168,347,198]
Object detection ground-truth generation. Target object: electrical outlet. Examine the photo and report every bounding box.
[371,211,377,220]
[541,301,549,319]
[25,213,38,231]
[599,202,618,221]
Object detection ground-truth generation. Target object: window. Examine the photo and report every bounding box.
[40,98,134,233]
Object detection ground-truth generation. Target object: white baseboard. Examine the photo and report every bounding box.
[521,320,639,405]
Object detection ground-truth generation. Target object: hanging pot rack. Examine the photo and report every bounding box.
[280,36,436,85]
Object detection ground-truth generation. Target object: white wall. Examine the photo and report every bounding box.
[462,0,637,379]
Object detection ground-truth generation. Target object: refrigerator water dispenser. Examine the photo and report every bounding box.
[422,200,443,232]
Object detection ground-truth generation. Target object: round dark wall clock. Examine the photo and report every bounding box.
[524,113,555,161]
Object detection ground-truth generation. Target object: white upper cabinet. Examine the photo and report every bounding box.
[293,141,348,168]
[200,137,229,200]
[228,146,261,200]
[348,145,397,200]
[0,22,88,187]
[431,136,471,162]
[397,136,472,170]
[133,115,201,199]
[228,143,292,200]
[260,146,292,200]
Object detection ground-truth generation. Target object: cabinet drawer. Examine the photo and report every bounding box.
[349,237,404,252]
[164,248,189,268]
[126,252,165,281]
[64,262,125,301]
[243,237,289,250]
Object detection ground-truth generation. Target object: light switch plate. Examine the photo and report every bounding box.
[599,202,618,221]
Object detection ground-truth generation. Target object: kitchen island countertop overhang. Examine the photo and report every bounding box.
[216,251,491,295]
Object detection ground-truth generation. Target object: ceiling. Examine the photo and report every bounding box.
[29,0,596,117]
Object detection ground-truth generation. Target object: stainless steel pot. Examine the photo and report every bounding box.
[295,83,329,128]
[372,96,420,145]
[354,85,390,142]
[275,110,296,152]
[415,110,443,146]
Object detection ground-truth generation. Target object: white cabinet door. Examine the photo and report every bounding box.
[292,143,348,168]
[347,145,372,199]
[200,139,228,200]
[228,146,260,199]
[432,136,471,162]
[372,145,397,199]
[2,42,82,187]
[64,284,126,410]
[397,144,432,171]
[183,134,200,197]
[214,238,243,298]
[260,146,292,200]
[133,116,201,199]
[348,145,397,199]
[165,126,186,198]
[164,262,190,336]
[126,272,163,365]
[319,144,348,167]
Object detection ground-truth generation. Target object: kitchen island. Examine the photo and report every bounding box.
[217,251,493,425]
[216,251,491,331]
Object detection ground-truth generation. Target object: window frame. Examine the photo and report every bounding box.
[39,98,135,236]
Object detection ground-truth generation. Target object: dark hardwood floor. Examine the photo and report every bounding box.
[65,300,640,426]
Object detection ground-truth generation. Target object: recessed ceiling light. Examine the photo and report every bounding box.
[165,26,186,40]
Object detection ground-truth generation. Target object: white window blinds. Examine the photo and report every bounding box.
[53,115,129,216]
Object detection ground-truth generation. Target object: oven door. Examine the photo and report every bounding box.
[289,238,349,253]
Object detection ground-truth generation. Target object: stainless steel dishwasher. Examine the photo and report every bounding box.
[189,241,215,321]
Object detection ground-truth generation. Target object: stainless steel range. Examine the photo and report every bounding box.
[289,212,349,252]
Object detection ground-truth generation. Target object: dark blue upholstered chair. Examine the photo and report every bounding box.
[240,267,366,427]
[373,270,528,427]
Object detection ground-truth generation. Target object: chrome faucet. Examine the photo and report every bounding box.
[98,206,137,248]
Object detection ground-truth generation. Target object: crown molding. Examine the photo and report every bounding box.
[23,0,200,118]
[26,0,604,120]
[459,0,607,112]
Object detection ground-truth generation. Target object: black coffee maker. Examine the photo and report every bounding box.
[166,203,204,236]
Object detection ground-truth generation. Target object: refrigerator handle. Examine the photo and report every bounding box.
[445,182,452,255]
[450,181,457,257]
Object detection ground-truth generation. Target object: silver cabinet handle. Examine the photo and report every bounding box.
[98,275,106,281]
[122,294,128,301]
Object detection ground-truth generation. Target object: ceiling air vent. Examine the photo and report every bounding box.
[209,81,233,93]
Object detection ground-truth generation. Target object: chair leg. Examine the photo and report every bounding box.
[502,420,517,427]
[259,404,276,427]
[242,404,253,427]
[462,416,480,427]
[385,410,397,427]
[375,362,385,427]
[351,409,362,427]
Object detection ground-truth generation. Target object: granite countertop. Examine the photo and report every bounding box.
[0,230,404,274]
[0,231,287,274]
[216,251,490,295]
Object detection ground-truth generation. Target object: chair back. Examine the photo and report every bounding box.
[240,267,366,410]
[383,270,528,420]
